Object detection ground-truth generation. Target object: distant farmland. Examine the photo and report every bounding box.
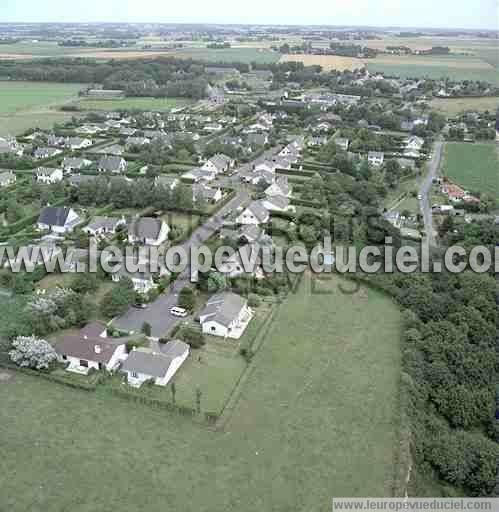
[430,96,499,116]
[170,47,280,65]
[76,97,193,111]
[279,54,365,71]
[441,142,499,198]
[367,54,499,85]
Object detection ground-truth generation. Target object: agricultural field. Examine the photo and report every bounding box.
[279,53,365,71]
[441,142,499,198]
[367,54,499,85]
[0,274,403,511]
[170,47,280,65]
[430,96,499,116]
[0,81,85,136]
[75,97,193,111]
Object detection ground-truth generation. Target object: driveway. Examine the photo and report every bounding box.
[419,140,443,247]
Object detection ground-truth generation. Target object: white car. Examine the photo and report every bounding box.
[170,306,188,318]
[417,194,423,200]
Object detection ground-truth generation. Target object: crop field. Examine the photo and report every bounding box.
[429,96,499,116]
[76,97,193,111]
[170,47,280,64]
[0,274,402,511]
[0,81,84,136]
[441,142,499,198]
[279,53,365,71]
[367,54,499,85]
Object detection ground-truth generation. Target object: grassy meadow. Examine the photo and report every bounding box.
[430,96,499,116]
[441,142,499,198]
[76,97,192,111]
[0,274,403,510]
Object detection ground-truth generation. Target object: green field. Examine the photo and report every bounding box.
[367,54,499,85]
[0,274,402,510]
[172,47,280,65]
[0,81,85,136]
[430,96,499,116]
[441,142,499,198]
[0,81,84,114]
[76,97,193,111]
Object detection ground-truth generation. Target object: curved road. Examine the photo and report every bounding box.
[419,140,443,247]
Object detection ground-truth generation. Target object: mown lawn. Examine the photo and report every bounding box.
[441,142,499,198]
[0,274,402,511]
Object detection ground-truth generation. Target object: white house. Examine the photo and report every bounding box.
[34,147,62,160]
[334,137,350,151]
[83,216,126,237]
[111,264,157,294]
[35,167,63,184]
[368,151,385,167]
[128,217,170,246]
[55,323,126,375]
[37,206,80,234]
[265,176,291,198]
[261,195,295,213]
[62,157,92,172]
[121,340,190,387]
[192,184,223,204]
[0,170,16,188]
[236,201,270,225]
[202,153,234,174]
[199,293,253,339]
[65,137,93,150]
[98,156,128,173]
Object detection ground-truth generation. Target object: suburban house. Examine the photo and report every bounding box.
[368,151,385,167]
[67,174,98,187]
[126,136,151,148]
[261,195,295,213]
[192,184,223,204]
[237,224,263,244]
[111,265,157,293]
[0,170,16,187]
[96,144,124,156]
[0,136,23,156]
[37,206,81,233]
[98,156,128,174]
[33,147,62,160]
[35,167,63,184]
[396,158,416,171]
[56,322,126,375]
[155,175,179,190]
[334,137,350,151]
[246,133,269,146]
[440,181,480,204]
[199,293,253,339]
[218,244,264,279]
[404,135,424,152]
[121,340,190,388]
[47,135,66,147]
[236,201,270,225]
[62,157,92,172]
[65,137,93,150]
[181,167,216,183]
[128,217,169,245]
[265,176,292,198]
[308,136,328,147]
[83,216,126,237]
[202,153,235,174]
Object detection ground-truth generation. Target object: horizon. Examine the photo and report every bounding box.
[1,0,497,31]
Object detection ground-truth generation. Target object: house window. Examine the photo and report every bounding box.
[80,360,88,367]
[211,327,216,332]
[131,372,138,378]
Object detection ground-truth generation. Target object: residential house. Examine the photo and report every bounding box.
[334,137,350,151]
[47,135,66,147]
[368,151,385,167]
[62,157,92,172]
[199,293,253,339]
[396,158,416,171]
[83,216,126,237]
[128,217,170,246]
[67,174,98,187]
[155,175,179,190]
[126,136,150,148]
[202,154,234,174]
[65,137,93,150]
[96,144,124,156]
[35,167,63,184]
[121,340,189,387]
[34,147,62,160]
[192,184,223,203]
[111,265,157,293]
[37,206,80,233]
[265,176,292,198]
[98,156,128,174]
[246,133,269,146]
[0,136,23,156]
[181,167,216,183]
[261,194,295,213]
[55,324,126,375]
[0,170,16,187]
[236,201,270,225]
[308,136,328,147]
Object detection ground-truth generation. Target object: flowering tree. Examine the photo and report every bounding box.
[9,336,58,370]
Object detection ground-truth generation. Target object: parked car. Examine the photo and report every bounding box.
[170,306,188,318]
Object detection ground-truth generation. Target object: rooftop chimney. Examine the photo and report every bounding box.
[94,345,102,354]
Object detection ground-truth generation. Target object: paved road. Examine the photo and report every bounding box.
[112,190,250,337]
[419,140,443,247]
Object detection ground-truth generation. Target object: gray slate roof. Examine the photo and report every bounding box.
[38,206,71,227]
[128,217,163,241]
[200,292,247,327]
